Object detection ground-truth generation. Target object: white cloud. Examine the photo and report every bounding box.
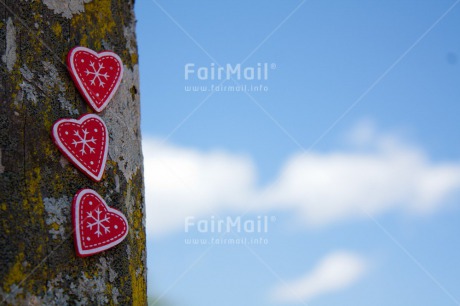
[144,122,460,237]
[272,251,368,303]
[143,139,256,236]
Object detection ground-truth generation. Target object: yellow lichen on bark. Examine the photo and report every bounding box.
[3,253,26,290]
[71,0,116,50]
[51,22,62,38]
[128,177,147,304]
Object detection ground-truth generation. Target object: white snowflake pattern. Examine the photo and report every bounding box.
[85,61,109,87]
[86,208,110,237]
[72,129,96,155]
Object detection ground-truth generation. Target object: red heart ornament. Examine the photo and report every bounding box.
[73,189,129,257]
[52,114,108,182]
[67,46,123,112]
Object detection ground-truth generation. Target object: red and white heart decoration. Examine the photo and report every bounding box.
[67,46,123,113]
[73,189,128,257]
[52,113,108,182]
[50,47,129,257]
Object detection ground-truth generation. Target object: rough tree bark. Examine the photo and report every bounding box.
[0,0,146,305]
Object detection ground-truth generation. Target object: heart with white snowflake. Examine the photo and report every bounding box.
[52,113,108,181]
[72,189,128,257]
[67,46,123,112]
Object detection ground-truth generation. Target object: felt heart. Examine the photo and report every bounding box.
[67,46,123,112]
[73,189,129,257]
[52,113,108,182]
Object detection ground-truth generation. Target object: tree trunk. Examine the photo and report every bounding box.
[0,1,146,305]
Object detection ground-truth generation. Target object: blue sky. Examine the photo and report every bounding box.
[135,1,460,305]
